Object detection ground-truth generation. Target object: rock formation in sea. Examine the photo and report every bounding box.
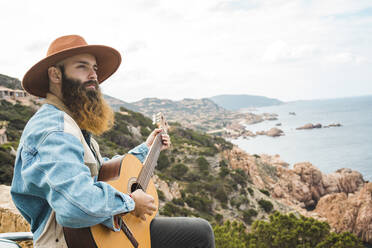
[256,127,284,137]
[296,123,322,130]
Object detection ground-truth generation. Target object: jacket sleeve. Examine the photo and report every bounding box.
[104,142,149,163]
[20,131,134,230]
[128,143,149,163]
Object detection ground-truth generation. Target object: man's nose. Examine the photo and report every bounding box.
[88,68,98,81]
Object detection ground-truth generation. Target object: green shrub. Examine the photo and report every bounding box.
[230,169,248,187]
[185,195,212,213]
[242,208,258,224]
[315,232,364,248]
[159,202,195,217]
[183,171,201,181]
[214,213,223,224]
[219,166,229,178]
[215,186,228,204]
[258,199,273,213]
[247,187,254,196]
[157,152,170,171]
[213,221,250,248]
[170,163,188,180]
[157,189,165,201]
[213,212,364,248]
[0,148,15,185]
[259,189,270,196]
[171,198,185,206]
[196,156,210,175]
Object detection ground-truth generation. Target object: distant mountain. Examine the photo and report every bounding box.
[210,94,283,110]
[130,97,235,131]
[0,74,22,90]
[103,94,139,112]
[131,97,229,118]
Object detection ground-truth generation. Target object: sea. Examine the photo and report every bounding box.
[232,95,372,182]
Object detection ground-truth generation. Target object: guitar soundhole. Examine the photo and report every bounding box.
[130,182,143,193]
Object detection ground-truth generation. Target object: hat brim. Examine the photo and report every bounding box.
[22,45,121,98]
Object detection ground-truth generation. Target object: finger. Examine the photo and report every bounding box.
[140,215,146,221]
[148,204,157,211]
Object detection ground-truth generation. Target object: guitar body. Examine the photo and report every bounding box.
[64,154,159,248]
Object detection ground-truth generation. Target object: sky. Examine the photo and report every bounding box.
[1,0,372,102]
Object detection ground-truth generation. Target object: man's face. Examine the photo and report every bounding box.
[58,53,98,90]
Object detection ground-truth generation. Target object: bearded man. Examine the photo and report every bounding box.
[11,35,215,248]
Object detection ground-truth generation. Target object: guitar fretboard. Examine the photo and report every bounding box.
[137,132,163,191]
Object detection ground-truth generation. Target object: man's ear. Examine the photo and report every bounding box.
[48,66,62,84]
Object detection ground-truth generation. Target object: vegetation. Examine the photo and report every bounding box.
[259,189,270,196]
[258,199,274,213]
[213,212,364,248]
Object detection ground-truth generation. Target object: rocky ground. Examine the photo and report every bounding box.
[0,185,32,248]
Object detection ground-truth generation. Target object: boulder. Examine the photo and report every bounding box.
[315,183,372,244]
[266,128,284,137]
[296,123,322,130]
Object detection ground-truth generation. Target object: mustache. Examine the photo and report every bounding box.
[83,80,99,88]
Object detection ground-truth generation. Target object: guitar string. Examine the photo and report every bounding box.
[138,136,160,190]
[135,133,162,191]
[142,134,162,189]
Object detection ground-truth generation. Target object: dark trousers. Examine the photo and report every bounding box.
[150,217,215,248]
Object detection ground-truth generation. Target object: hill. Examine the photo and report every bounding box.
[103,94,139,112]
[129,97,262,133]
[0,98,293,227]
[210,94,283,110]
[0,74,22,90]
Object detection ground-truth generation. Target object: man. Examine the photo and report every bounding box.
[11,35,215,248]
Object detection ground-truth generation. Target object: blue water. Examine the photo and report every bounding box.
[232,95,372,181]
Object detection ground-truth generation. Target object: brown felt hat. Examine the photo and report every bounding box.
[22,35,121,98]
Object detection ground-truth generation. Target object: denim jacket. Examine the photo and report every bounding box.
[11,93,149,248]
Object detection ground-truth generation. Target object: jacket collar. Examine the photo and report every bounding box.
[44,93,74,118]
[44,93,92,142]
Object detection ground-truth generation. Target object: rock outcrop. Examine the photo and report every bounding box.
[256,127,284,137]
[296,123,322,130]
[314,182,372,243]
[153,175,181,202]
[223,146,370,243]
[0,185,32,248]
[296,123,342,130]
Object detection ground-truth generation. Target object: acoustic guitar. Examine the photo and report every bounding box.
[63,113,169,248]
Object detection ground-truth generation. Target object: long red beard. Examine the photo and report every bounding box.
[61,75,114,136]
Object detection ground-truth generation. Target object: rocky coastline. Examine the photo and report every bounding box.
[224,146,371,244]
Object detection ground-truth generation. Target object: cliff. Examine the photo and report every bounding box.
[224,146,371,244]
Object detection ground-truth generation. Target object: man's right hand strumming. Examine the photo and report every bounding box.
[131,189,157,221]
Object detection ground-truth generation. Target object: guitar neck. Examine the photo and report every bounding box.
[137,132,163,191]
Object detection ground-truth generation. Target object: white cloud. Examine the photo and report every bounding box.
[324,52,368,64]
[1,0,372,102]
